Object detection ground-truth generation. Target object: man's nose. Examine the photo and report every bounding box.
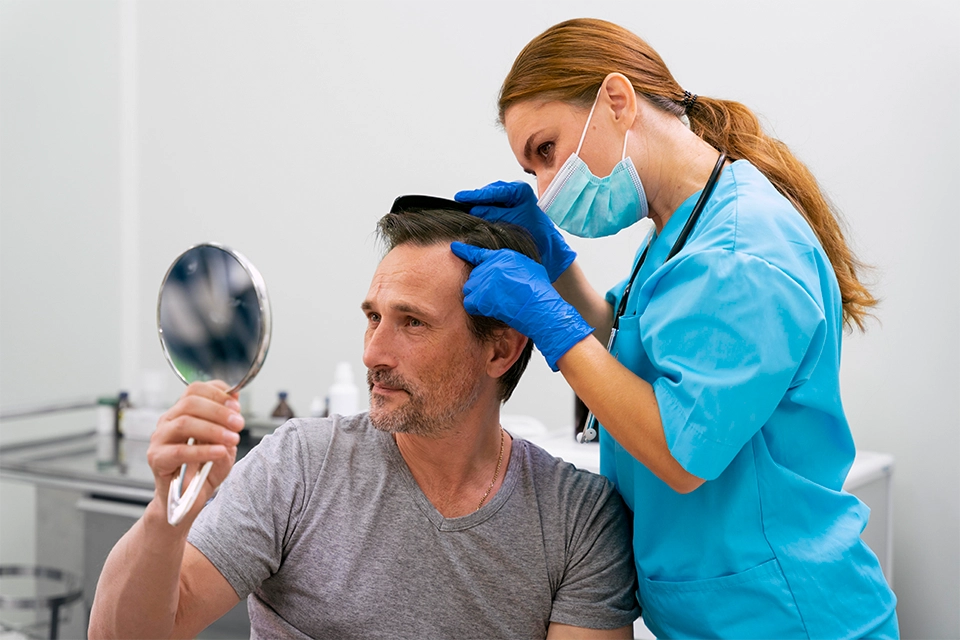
[362,325,397,371]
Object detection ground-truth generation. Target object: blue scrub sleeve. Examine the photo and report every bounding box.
[642,249,827,481]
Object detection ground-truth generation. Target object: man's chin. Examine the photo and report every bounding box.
[369,408,449,438]
[369,404,409,434]
[369,411,401,433]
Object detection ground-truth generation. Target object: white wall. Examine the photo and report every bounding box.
[0,0,122,567]
[1,1,957,637]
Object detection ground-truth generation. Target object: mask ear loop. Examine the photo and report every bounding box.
[576,87,603,155]
[577,86,632,161]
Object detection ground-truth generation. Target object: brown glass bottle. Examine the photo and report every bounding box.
[271,391,295,425]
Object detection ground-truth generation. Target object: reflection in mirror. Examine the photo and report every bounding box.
[156,243,271,525]
[158,244,271,392]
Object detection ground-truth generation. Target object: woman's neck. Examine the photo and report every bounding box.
[633,108,723,232]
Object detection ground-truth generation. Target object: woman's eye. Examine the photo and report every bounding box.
[537,141,554,160]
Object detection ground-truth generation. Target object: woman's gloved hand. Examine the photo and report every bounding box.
[455,181,576,283]
[450,242,593,371]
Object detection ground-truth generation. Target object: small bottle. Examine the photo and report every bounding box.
[327,362,359,417]
[97,396,119,468]
[115,391,131,439]
[309,396,328,418]
[97,396,118,436]
[271,391,296,426]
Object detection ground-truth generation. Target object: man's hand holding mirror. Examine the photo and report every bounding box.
[154,243,271,525]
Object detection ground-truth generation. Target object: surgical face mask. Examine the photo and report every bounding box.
[537,93,648,238]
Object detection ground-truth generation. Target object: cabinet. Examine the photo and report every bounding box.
[1,432,254,638]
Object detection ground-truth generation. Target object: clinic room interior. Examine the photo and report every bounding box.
[0,1,957,639]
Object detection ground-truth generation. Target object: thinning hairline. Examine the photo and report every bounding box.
[365,241,472,323]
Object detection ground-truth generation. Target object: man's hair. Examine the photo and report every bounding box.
[376,208,540,403]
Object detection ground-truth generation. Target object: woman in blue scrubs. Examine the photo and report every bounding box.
[451,18,898,639]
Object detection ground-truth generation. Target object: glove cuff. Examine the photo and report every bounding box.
[549,248,577,283]
[540,316,594,372]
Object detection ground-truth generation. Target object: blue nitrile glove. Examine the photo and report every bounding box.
[455,181,576,283]
[450,242,594,372]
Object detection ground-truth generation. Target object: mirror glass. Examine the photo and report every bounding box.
[157,243,271,392]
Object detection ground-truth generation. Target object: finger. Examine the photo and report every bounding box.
[464,204,511,224]
[165,392,245,433]
[182,380,236,404]
[149,442,229,476]
[208,380,242,406]
[158,413,243,448]
[454,180,510,204]
[168,380,240,413]
[450,241,494,266]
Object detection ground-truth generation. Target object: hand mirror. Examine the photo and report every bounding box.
[157,243,271,525]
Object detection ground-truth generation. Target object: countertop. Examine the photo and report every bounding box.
[0,430,261,503]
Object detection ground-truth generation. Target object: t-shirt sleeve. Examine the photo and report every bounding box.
[643,249,826,480]
[549,475,640,630]
[187,421,315,599]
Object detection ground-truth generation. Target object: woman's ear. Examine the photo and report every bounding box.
[600,72,638,129]
[486,329,527,380]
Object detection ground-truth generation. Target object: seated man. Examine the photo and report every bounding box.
[89,204,639,639]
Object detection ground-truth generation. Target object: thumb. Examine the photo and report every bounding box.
[450,241,494,266]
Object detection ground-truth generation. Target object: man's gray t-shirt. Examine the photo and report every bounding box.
[189,414,639,639]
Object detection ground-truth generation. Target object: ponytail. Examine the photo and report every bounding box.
[687,96,877,329]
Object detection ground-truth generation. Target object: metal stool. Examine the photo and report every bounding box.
[0,565,83,639]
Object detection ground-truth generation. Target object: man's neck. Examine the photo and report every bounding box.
[394,409,512,518]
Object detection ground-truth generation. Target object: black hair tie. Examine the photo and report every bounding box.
[681,90,698,113]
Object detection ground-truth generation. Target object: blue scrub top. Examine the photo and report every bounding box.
[602,161,897,639]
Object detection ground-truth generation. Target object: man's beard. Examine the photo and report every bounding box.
[367,364,483,437]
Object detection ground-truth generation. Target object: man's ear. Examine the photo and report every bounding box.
[486,328,528,380]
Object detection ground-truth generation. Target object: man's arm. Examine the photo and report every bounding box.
[88,382,245,639]
[89,500,239,638]
[547,622,634,639]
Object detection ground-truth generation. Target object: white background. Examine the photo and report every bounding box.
[1,1,957,637]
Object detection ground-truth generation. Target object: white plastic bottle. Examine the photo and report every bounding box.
[327,361,359,417]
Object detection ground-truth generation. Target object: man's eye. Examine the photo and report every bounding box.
[408,317,424,328]
[367,313,381,324]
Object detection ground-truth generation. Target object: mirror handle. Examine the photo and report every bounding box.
[166,439,214,526]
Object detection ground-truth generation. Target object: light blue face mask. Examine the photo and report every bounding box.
[537,91,648,238]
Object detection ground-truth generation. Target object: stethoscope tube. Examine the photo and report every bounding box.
[577,152,727,444]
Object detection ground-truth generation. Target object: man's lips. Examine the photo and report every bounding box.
[371,382,406,394]
[367,370,411,396]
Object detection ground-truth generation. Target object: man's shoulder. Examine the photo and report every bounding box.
[515,437,615,501]
[278,412,376,439]
[254,413,381,465]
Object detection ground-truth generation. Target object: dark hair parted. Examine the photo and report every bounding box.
[376,208,540,403]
